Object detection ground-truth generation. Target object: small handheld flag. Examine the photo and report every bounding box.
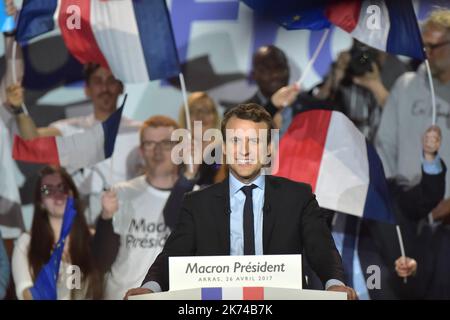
[30,197,77,300]
[275,109,396,224]
[16,0,180,82]
[13,95,127,172]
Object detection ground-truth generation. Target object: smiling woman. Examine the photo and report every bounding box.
[11,166,104,300]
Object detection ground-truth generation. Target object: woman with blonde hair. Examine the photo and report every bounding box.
[163,93,226,230]
[178,92,220,133]
[177,92,225,185]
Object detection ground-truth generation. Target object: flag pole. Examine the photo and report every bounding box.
[424,59,437,125]
[296,28,331,87]
[396,225,407,284]
[109,152,114,189]
[11,40,29,116]
[108,93,128,189]
[178,72,194,173]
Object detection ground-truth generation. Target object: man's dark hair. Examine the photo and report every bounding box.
[252,45,288,70]
[83,63,102,83]
[83,63,124,89]
[221,103,275,143]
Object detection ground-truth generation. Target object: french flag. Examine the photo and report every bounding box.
[275,110,395,224]
[16,0,180,82]
[195,287,346,300]
[12,100,124,172]
[242,0,425,60]
[202,287,264,300]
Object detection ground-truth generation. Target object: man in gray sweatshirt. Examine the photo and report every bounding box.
[375,8,450,223]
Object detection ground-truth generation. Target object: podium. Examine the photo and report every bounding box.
[132,255,347,300]
[129,287,347,300]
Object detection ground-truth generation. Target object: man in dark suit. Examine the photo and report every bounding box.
[245,45,291,118]
[125,103,357,299]
[243,45,343,134]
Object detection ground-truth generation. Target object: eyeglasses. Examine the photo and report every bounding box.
[40,183,69,197]
[141,140,177,150]
[424,41,450,52]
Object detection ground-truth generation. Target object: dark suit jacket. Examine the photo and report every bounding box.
[244,93,279,118]
[242,91,344,119]
[141,175,345,291]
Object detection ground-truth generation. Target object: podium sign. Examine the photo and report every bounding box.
[169,254,302,291]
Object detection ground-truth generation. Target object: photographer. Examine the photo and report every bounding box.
[330,41,408,141]
[272,40,408,141]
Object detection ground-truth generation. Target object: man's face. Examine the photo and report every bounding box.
[423,25,450,77]
[140,126,178,174]
[223,117,271,183]
[85,67,123,115]
[252,51,289,99]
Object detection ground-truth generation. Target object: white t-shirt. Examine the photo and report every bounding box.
[12,233,88,300]
[104,175,172,300]
[50,113,143,225]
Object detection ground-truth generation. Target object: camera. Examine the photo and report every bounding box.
[346,45,378,77]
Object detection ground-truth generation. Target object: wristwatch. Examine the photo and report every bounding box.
[3,29,16,37]
[9,105,24,115]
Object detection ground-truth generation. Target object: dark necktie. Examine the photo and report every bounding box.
[241,184,257,255]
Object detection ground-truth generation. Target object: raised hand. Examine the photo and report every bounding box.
[270,83,301,109]
[6,83,24,108]
[123,287,153,300]
[395,256,417,278]
[5,0,17,16]
[423,125,441,161]
[101,189,119,220]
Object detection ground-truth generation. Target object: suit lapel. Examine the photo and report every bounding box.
[263,176,277,253]
[213,178,231,255]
